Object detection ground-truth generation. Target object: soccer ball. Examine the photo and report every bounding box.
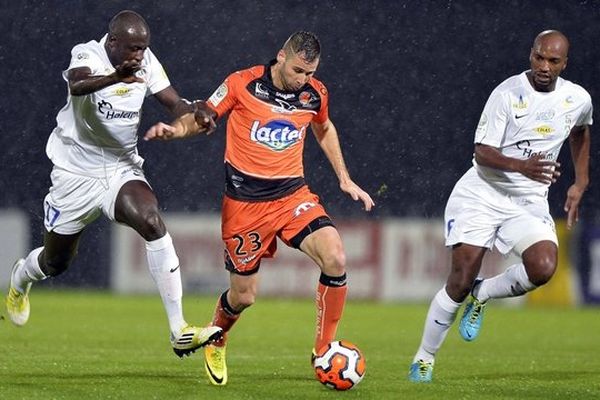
[313,340,366,390]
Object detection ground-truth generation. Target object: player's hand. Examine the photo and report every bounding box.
[114,60,144,84]
[144,122,177,141]
[564,183,586,229]
[519,154,561,184]
[193,101,217,135]
[340,180,375,212]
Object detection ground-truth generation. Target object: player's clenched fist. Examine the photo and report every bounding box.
[193,100,217,135]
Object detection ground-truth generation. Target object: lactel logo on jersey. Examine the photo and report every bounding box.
[250,120,305,151]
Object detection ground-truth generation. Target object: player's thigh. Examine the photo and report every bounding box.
[221,196,278,274]
[279,186,334,248]
[43,167,104,235]
[444,171,513,249]
[275,186,342,273]
[298,226,345,275]
[496,205,557,257]
[103,165,153,223]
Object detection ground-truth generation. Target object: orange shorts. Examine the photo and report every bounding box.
[221,185,334,274]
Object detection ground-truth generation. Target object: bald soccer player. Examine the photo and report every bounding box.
[409,30,592,383]
[5,10,221,357]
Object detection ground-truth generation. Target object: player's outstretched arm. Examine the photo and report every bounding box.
[311,119,375,211]
[564,124,591,229]
[154,87,195,117]
[144,113,199,141]
[154,88,217,133]
[144,100,217,141]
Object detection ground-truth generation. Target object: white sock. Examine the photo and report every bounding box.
[474,263,537,302]
[146,233,186,336]
[12,247,47,293]
[413,287,461,363]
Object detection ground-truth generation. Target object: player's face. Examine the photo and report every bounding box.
[107,31,149,67]
[529,39,567,92]
[276,50,319,92]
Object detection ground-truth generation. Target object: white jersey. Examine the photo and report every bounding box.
[46,34,171,178]
[473,71,593,196]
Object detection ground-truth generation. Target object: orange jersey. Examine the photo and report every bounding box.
[207,61,329,200]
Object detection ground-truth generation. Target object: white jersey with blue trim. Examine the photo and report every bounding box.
[46,34,170,178]
[473,71,593,197]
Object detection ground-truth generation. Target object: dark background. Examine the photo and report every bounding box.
[1,1,598,287]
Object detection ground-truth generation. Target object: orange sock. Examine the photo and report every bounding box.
[314,273,347,352]
[211,290,240,346]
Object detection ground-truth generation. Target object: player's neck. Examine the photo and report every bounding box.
[526,71,556,92]
[270,64,285,91]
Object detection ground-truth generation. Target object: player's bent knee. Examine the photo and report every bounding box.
[527,256,557,286]
[229,285,257,311]
[321,249,346,277]
[446,265,478,301]
[445,280,471,302]
[233,292,256,310]
[139,210,166,241]
[523,244,557,286]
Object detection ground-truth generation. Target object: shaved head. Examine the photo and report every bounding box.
[108,10,149,40]
[532,30,569,57]
[105,10,150,68]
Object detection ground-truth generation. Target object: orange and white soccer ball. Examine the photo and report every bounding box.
[314,340,366,390]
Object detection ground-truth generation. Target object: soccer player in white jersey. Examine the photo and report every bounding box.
[4,10,221,357]
[409,30,592,382]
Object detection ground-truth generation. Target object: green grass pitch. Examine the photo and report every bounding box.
[1,290,599,399]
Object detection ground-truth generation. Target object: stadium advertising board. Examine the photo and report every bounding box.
[111,215,518,301]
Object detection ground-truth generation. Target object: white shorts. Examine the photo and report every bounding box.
[444,168,557,256]
[43,165,149,235]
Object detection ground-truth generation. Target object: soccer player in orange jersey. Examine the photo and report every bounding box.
[145,31,374,385]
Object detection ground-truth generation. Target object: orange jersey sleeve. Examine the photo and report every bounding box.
[206,63,329,180]
[309,78,329,124]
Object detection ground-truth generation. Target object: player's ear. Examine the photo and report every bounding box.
[276,49,286,64]
[106,34,117,50]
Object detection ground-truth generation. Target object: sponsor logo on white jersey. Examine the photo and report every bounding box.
[535,109,555,121]
[475,113,488,136]
[563,96,574,107]
[512,94,528,109]
[97,100,139,120]
[114,87,132,97]
[533,125,554,136]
